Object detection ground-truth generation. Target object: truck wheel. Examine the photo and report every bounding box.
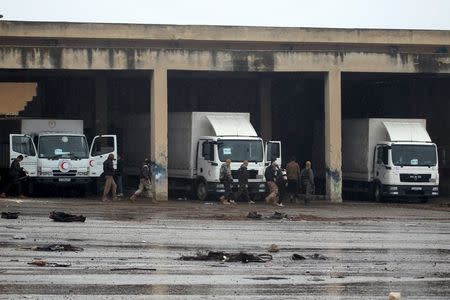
[196,181,208,201]
[373,183,383,202]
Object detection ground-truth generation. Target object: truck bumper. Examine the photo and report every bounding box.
[208,182,267,194]
[35,177,92,186]
[382,185,439,197]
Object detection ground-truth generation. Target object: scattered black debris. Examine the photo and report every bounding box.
[49,211,86,222]
[33,244,83,252]
[292,254,306,260]
[268,244,280,253]
[309,253,327,260]
[28,259,71,267]
[2,212,20,219]
[292,253,327,260]
[110,267,156,271]
[247,211,262,219]
[179,251,272,263]
[246,277,288,281]
[266,211,288,220]
[10,259,19,262]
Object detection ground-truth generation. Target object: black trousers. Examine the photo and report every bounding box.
[235,184,250,202]
[3,176,22,196]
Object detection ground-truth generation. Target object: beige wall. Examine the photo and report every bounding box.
[0,83,37,115]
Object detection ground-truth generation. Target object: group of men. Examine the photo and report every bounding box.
[101,154,153,202]
[219,156,315,206]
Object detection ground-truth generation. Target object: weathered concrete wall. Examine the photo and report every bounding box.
[1,21,450,46]
[0,47,449,74]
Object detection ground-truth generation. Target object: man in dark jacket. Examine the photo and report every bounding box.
[264,159,279,206]
[234,160,254,204]
[102,153,117,202]
[300,160,315,206]
[1,155,26,198]
[219,159,233,205]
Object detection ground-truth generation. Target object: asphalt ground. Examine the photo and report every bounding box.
[0,196,449,299]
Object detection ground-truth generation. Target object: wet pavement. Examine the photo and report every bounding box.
[0,197,449,299]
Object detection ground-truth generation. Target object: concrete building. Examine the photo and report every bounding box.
[1,21,450,201]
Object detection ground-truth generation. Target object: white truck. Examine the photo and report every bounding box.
[168,112,281,200]
[0,119,117,194]
[342,118,439,201]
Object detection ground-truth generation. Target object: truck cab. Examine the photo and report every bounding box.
[8,119,117,192]
[196,136,280,200]
[373,141,439,200]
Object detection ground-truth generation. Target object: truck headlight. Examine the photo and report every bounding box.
[216,184,224,188]
[256,175,264,180]
[389,186,398,191]
[259,183,266,188]
[432,187,439,191]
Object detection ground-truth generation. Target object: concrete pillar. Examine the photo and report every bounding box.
[94,77,108,135]
[150,68,168,201]
[259,78,272,140]
[324,69,343,203]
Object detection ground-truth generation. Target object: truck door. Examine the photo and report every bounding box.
[9,134,37,177]
[89,135,117,177]
[374,145,389,182]
[266,141,282,166]
[197,139,216,181]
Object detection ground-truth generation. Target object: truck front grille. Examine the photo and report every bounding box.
[52,170,77,177]
[400,174,431,183]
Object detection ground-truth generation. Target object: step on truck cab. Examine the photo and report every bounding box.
[168,112,281,201]
[2,119,117,194]
[342,119,439,201]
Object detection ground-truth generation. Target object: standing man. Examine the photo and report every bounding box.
[102,153,117,202]
[219,159,233,205]
[0,155,27,198]
[264,159,280,206]
[286,156,301,203]
[235,160,254,204]
[300,161,315,206]
[130,158,152,202]
[115,155,124,197]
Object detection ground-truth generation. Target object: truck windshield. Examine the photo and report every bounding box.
[391,144,437,167]
[218,139,263,162]
[38,135,89,159]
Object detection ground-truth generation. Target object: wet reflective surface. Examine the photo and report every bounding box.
[0,197,449,299]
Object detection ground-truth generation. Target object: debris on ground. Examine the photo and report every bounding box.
[292,254,306,260]
[49,211,86,222]
[27,260,71,267]
[110,267,156,271]
[245,276,288,281]
[2,212,20,219]
[268,244,279,253]
[32,244,83,252]
[292,253,327,260]
[266,211,288,220]
[13,234,26,240]
[179,251,272,263]
[247,211,262,219]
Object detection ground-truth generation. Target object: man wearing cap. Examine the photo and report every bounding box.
[130,158,153,201]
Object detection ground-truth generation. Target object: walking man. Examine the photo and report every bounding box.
[219,159,233,205]
[130,158,152,202]
[235,160,254,204]
[286,156,301,203]
[0,155,27,198]
[102,153,117,202]
[265,159,280,206]
[300,160,315,206]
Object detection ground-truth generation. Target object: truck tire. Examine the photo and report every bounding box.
[196,181,208,201]
[373,183,383,202]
